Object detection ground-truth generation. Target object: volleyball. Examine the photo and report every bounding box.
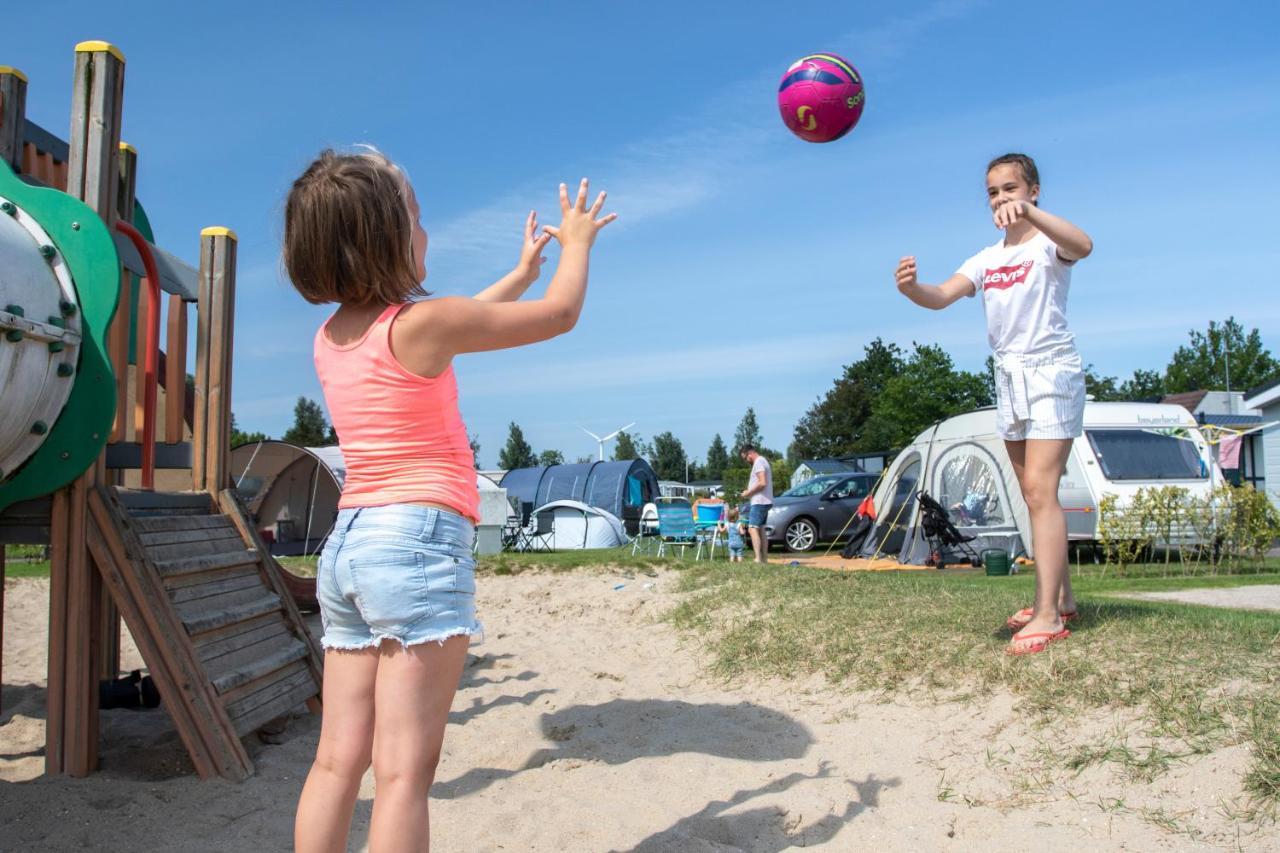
[777,53,865,143]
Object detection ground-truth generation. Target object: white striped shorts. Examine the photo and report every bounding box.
[993,349,1086,441]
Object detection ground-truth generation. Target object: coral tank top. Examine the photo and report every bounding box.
[313,303,479,523]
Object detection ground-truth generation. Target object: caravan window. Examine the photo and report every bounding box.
[1085,429,1206,481]
[936,450,1006,527]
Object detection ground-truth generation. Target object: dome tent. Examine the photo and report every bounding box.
[500,459,658,534]
[230,440,509,556]
[523,500,628,550]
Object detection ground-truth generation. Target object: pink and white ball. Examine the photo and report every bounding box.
[777,53,865,143]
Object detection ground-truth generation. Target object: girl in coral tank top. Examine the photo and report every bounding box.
[286,148,614,853]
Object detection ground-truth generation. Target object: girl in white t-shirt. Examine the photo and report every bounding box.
[893,153,1093,656]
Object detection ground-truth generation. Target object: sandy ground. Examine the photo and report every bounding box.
[3,571,1277,852]
[1124,584,1280,612]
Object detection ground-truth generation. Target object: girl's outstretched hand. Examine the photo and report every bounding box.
[543,178,616,248]
[992,199,1032,230]
[516,210,553,283]
[894,256,918,293]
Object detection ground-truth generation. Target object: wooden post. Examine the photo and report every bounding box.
[110,143,137,444]
[196,227,237,494]
[47,40,125,778]
[0,66,28,173]
[0,545,6,718]
[165,294,187,444]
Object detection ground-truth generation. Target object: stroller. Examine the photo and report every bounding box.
[915,491,983,569]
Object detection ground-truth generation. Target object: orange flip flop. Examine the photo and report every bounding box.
[1006,628,1071,656]
[1006,607,1077,631]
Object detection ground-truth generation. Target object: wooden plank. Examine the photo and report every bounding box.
[45,489,70,773]
[140,525,241,545]
[177,584,279,627]
[145,534,253,563]
[229,673,316,738]
[139,526,240,547]
[217,490,324,689]
[162,561,260,592]
[154,549,259,579]
[191,234,213,491]
[0,547,5,715]
[165,295,187,444]
[198,620,291,668]
[132,514,234,534]
[201,232,237,493]
[88,487,251,780]
[0,68,28,174]
[221,658,309,714]
[167,570,265,606]
[192,610,280,653]
[181,592,281,636]
[117,490,213,513]
[210,639,309,695]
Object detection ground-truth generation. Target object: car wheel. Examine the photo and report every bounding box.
[785,518,817,552]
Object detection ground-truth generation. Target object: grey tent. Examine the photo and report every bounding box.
[500,459,659,534]
[230,440,509,555]
[523,500,628,550]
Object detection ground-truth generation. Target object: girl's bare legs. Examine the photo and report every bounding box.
[296,647,380,853]
[1005,438,1076,644]
[367,634,470,853]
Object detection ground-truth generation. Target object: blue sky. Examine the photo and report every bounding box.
[9,1,1280,468]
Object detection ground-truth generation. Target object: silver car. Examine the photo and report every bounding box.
[765,473,877,552]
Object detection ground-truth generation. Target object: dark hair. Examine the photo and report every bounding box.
[986,153,1040,205]
[283,148,426,306]
[739,444,757,455]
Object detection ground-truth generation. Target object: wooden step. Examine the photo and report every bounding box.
[153,549,260,579]
[180,592,282,635]
[117,489,215,516]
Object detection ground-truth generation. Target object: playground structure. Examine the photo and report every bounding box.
[0,43,321,780]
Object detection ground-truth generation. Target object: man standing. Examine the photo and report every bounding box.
[739,445,773,563]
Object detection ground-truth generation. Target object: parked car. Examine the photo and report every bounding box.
[764,472,878,552]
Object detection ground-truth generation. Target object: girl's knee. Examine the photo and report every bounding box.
[373,745,442,789]
[314,744,371,782]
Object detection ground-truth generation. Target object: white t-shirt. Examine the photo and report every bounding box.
[749,455,773,505]
[956,231,1076,357]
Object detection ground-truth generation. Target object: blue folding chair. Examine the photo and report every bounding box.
[655,497,704,559]
[693,500,726,559]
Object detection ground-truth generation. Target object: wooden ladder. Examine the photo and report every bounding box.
[85,485,323,781]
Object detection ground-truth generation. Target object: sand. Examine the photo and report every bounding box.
[3,571,1277,852]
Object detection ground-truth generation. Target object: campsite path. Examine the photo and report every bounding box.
[2,572,1276,851]
[1122,584,1280,612]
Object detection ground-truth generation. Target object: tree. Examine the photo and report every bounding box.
[861,343,992,449]
[1083,364,1124,402]
[1119,368,1165,400]
[229,412,268,448]
[1163,317,1280,394]
[732,408,764,458]
[498,422,537,470]
[574,455,594,464]
[469,434,482,469]
[538,449,565,466]
[612,430,640,461]
[650,431,687,481]
[283,397,332,447]
[704,434,729,480]
[790,339,904,460]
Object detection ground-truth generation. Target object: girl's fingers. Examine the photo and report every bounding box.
[589,190,607,216]
[575,178,589,210]
[543,224,561,238]
[559,183,570,212]
[597,212,618,227]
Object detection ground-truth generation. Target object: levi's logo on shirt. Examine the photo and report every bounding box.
[983,260,1034,291]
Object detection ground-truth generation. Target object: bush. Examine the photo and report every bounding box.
[1096,483,1280,575]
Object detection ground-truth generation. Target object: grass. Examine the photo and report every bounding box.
[666,561,1280,824]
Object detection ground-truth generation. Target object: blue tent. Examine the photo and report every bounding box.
[500,459,659,534]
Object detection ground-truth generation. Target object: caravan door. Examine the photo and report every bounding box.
[1060,442,1098,540]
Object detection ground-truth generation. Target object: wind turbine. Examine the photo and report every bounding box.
[581,422,635,461]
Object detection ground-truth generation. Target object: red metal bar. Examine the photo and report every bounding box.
[113,221,160,489]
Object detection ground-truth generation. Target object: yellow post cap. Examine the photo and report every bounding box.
[118,142,137,155]
[75,41,126,63]
[0,67,28,82]
[201,226,238,241]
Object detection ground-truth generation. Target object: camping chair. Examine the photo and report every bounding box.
[631,501,661,556]
[526,510,555,552]
[915,491,982,569]
[654,498,705,560]
[692,499,726,559]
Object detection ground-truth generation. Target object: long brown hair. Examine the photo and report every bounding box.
[283,147,426,305]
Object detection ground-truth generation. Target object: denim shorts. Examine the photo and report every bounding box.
[747,503,771,528]
[316,504,483,651]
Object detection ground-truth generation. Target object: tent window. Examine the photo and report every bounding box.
[626,475,642,507]
[1086,429,1206,481]
[936,451,1006,528]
